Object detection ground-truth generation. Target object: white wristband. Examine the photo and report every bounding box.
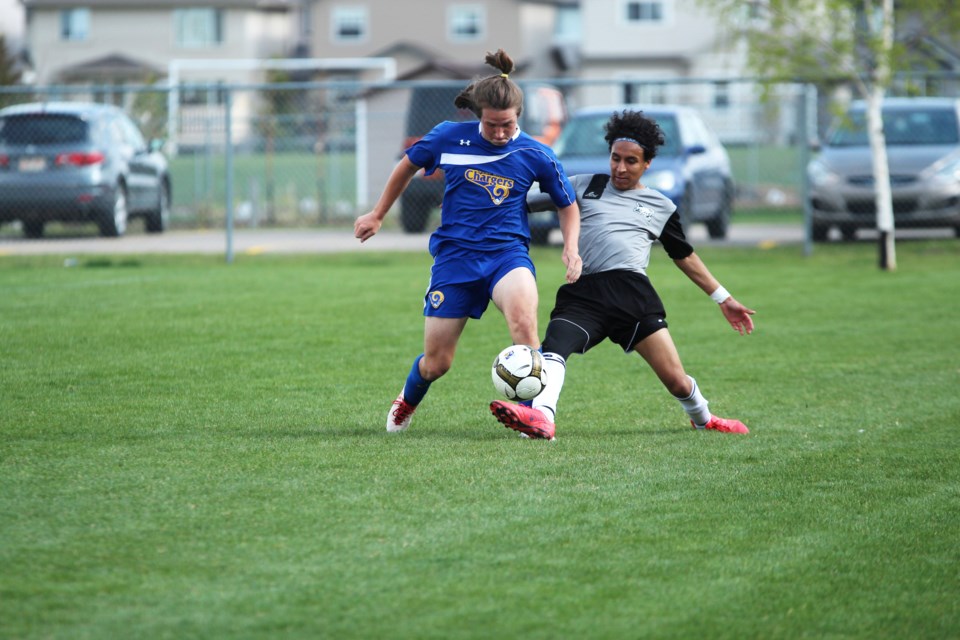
[710,285,730,304]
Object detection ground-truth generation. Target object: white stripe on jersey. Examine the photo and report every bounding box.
[439,151,510,166]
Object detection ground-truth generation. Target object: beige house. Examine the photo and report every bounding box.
[20,0,301,148]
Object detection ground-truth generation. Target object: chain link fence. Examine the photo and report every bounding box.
[1,74,958,246]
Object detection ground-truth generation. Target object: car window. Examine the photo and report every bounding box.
[0,115,89,145]
[555,111,683,158]
[406,86,475,138]
[119,115,147,150]
[655,115,682,156]
[554,113,607,157]
[827,107,959,146]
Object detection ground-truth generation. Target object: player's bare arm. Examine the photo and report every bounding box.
[354,156,421,243]
[673,252,755,335]
[556,202,582,283]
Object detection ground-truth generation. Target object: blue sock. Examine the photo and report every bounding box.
[402,354,431,406]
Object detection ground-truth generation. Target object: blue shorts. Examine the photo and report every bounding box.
[423,242,535,319]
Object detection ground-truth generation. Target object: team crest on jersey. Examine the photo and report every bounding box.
[464,168,514,205]
[428,290,445,309]
[634,202,655,223]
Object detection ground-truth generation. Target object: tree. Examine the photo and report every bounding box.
[0,34,24,109]
[703,0,960,271]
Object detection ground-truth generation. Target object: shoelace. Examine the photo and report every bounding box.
[392,400,415,424]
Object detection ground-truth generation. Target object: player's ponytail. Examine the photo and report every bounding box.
[454,49,524,118]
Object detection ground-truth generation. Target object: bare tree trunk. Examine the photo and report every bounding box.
[870,0,897,271]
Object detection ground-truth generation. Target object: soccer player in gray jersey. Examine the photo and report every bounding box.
[490,109,755,440]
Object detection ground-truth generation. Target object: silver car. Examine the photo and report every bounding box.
[807,97,960,241]
[0,101,171,238]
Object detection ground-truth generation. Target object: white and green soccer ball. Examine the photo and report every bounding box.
[491,345,547,401]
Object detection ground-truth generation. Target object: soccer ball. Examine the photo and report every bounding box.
[491,345,547,401]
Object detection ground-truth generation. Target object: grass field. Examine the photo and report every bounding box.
[2,240,959,639]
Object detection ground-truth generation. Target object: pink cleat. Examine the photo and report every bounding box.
[387,394,417,432]
[490,400,556,440]
[693,415,749,434]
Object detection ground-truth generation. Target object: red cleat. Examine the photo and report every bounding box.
[490,400,556,440]
[692,415,749,434]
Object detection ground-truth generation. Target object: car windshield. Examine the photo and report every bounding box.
[827,107,959,147]
[555,113,681,158]
[0,114,89,145]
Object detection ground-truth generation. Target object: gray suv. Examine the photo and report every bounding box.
[0,102,171,238]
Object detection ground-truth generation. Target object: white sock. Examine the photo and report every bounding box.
[676,375,711,427]
[533,352,566,422]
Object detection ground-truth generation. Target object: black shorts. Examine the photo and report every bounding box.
[544,270,668,354]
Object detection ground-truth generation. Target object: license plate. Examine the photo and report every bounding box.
[18,157,46,172]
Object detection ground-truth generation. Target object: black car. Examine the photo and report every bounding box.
[0,101,171,238]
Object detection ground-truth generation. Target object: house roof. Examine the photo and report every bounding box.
[370,41,532,82]
[55,52,162,82]
[22,0,292,8]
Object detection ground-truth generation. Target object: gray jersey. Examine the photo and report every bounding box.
[528,174,678,276]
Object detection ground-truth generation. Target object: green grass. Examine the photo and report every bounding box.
[727,144,806,190]
[2,242,959,639]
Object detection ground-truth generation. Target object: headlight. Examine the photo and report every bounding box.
[644,170,676,192]
[807,159,841,188]
[931,156,960,183]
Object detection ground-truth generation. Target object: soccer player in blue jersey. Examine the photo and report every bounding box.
[490,109,755,440]
[354,49,582,432]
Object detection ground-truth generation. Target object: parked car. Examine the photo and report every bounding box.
[807,97,960,241]
[0,102,171,238]
[399,83,568,233]
[531,103,735,244]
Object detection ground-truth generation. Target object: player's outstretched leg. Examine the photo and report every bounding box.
[489,400,556,440]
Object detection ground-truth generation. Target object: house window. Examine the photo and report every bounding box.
[180,81,226,106]
[332,7,368,42]
[623,81,666,105]
[714,81,730,109]
[174,8,224,48]
[554,6,582,43]
[625,1,665,23]
[449,5,486,41]
[61,8,90,41]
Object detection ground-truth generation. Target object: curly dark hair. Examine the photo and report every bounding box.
[603,110,664,161]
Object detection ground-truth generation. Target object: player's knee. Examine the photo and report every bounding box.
[420,355,453,381]
[663,371,691,397]
[542,319,589,360]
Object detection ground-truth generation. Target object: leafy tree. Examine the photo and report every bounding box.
[0,34,24,108]
[705,0,960,270]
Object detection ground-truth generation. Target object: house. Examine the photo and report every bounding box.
[299,0,577,206]
[19,0,303,148]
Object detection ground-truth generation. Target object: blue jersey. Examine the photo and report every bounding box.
[406,120,575,252]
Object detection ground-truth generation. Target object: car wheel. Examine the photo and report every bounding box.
[23,220,45,239]
[812,224,829,242]
[400,191,431,233]
[98,184,129,237]
[706,188,732,239]
[146,181,170,233]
